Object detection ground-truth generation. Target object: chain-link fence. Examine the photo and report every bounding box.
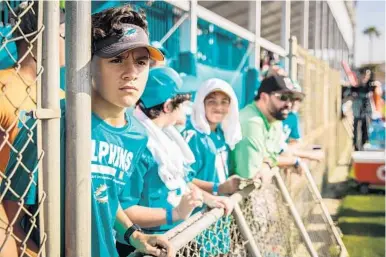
[0,1,46,256]
[0,0,63,256]
[139,166,349,257]
[137,165,349,257]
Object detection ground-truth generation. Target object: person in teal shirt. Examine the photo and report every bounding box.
[282,80,304,144]
[182,78,243,256]
[1,5,174,257]
[116,68,234,257]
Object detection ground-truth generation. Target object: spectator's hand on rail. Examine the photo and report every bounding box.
[204,195,234,215]
[219,175,242,194]
[131,232,175,257]
[253,167,274,188]
[294,158,308,176]
[174,187,203,221]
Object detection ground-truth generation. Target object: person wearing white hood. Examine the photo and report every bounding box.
[182,78,243,256]
[115,68,233,257]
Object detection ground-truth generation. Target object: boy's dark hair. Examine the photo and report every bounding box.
[92,5,148,43]
[139,94,191,120]
[10,2,65,56]
[10,2,39,55]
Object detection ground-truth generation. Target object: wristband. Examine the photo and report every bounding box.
[166,207,173,225]
[212,182,219,195]
[294,157,300,168]
[124,224,142,245]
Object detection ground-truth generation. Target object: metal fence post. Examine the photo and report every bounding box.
[36,1,47,256]
[232,203,262,257]
[273,170,319,257]
[65,1,92,257]
[41,1,61,256]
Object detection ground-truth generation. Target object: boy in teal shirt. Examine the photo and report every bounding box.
[116,68,233,257]
[1,5,173,257]
[182,78,243,256]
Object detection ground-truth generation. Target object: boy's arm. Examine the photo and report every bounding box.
[115,207,174,257]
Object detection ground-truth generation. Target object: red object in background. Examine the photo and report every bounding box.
[342,61,358,87]
[351,151,385,186]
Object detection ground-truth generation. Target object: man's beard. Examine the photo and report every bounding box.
[268,102,289,121]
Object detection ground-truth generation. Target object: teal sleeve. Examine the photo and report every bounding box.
[119,149,151,210]
[289,114,301,140]
[1,118,39,205]
[231,119,265,179]
[183,130,204,181]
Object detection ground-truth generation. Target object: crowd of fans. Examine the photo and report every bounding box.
[3,3,368,257]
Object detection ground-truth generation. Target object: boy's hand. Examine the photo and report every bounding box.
[219,175,242,194]
[174,187,203,221]
[130,232,175,257]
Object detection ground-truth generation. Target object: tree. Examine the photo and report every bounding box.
[363,26,381,63]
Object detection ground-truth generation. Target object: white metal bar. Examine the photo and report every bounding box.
[65,1,92,257]
[257,37,287,57]
[197,5,255,42]
[41,1,61,256]
[248,1,261,68]
[230,43,254,86]
[164,0,189,12]
[326,0,353,50]
[161,184,257,252]
[159,13,188,45]
[303,0,309,49]
[189,0,197,54]
[281,0,291,69]
[165,0,287,57]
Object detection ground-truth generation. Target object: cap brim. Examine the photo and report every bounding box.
[292,91,305,100]
[95,42,164,61]
[208,88,231,98]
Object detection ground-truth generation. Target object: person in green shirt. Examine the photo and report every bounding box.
[232,75,308,182]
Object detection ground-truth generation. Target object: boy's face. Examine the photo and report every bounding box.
[91,48,150,108]
[204,91,231,125]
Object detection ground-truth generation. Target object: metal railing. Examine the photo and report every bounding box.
[137,164,348,257]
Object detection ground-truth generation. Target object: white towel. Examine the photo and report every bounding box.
[191,78,242,150]
[134,108,195,193]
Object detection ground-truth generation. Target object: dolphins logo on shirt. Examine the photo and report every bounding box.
[94,184,109,204]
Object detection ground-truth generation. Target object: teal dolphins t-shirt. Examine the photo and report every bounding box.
[282,111,301,142]
[182,119,231,256]
[116,146,191,242]
[2,102,148,257]
[182,119,230,185]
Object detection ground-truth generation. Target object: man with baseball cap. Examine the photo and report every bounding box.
[1,5,173,257]
[231,74,308,183]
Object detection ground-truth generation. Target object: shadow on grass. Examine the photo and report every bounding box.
[338,222,385,237]
[339,208,385,218]
[323,180,385,199]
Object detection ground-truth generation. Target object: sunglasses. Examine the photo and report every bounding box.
[272,93,294,102]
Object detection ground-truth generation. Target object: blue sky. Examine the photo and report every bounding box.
[355,0,385,66]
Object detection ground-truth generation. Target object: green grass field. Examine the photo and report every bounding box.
[337,194,385,257]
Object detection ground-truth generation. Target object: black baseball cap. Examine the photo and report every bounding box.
[92,24,164,61]
[257,75,301,97]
